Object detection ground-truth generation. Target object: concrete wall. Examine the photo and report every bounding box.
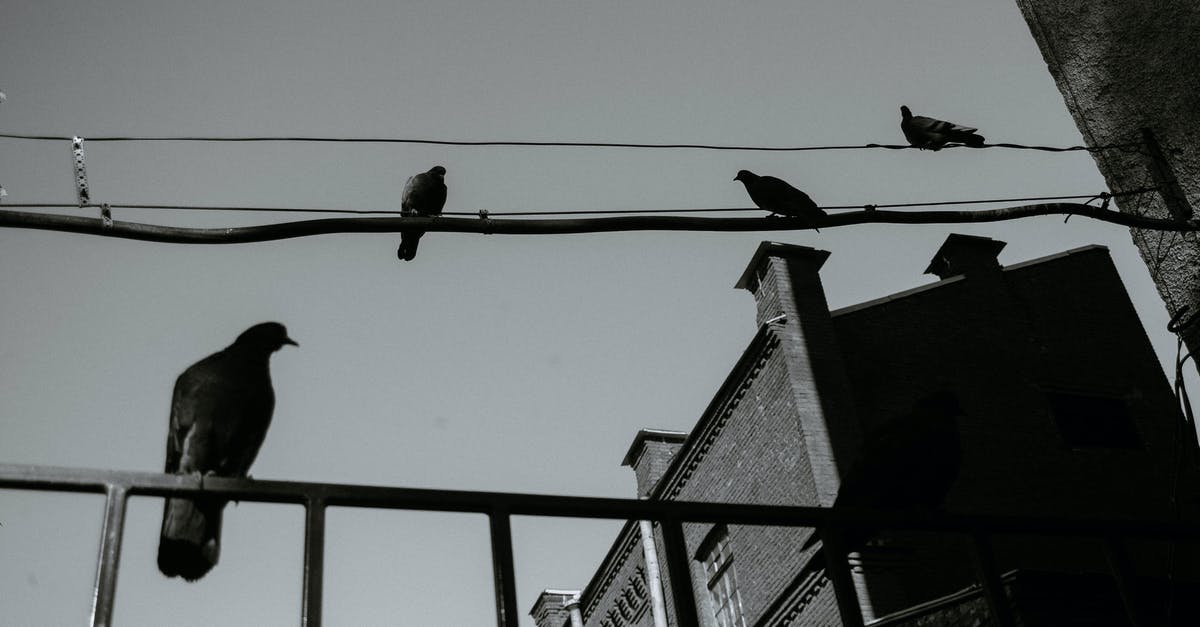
[1015,0,1200,366]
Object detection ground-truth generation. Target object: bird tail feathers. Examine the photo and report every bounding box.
[397,231,422,261]
[951,131,985,147]
[158,497,224,581]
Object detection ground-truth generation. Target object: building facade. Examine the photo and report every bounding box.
[533,234,1200,627]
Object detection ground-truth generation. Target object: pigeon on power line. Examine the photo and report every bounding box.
[397,165,447,261]
[734,170,825,231]
[158,322,297,582]
[900,106,986,150]
[803,391,965,551]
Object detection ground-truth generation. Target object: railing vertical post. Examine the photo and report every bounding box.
[658,517,700,627]
[488,504,519,627]
[301,495,326,627]
[90,484,128,627]
[818,529,864,627]
[1103,536,1145,627]
[968,532,1016,627]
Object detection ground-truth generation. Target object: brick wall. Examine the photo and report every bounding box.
[550,236,1197,626]
[577,522,656,627]
[831,242,1200,615]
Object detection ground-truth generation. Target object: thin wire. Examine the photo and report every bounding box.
[0,132,1141,153]
[0,188,1159,217]
[1166,305,1200,627]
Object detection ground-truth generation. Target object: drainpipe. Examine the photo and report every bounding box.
[564,595,584,627]
[639,519,670,627]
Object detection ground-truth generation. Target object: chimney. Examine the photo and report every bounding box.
[622,429,688,498]
[923,233,1007,280]
[530,590,581,627]
[734,241,861,506]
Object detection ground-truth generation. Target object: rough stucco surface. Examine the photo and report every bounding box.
[1015,1,1200,358]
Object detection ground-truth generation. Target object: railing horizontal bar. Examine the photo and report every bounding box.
[4,463,1200,539]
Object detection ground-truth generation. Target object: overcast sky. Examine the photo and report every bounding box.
[0,1,1190,626]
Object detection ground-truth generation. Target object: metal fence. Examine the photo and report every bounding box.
[2,462,1195,627]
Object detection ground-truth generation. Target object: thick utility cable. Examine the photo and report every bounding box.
[0,132,1140,153]
[2,202,1196,245]
[0,188,1161,217]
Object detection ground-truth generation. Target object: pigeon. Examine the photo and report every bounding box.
[803,391,965,551]
[734,170,825,231]
[900,106,985,150]
[158,322,297,581]
[397,165,447,261]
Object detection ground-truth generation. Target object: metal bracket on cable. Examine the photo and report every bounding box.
[478,209,494,234]
[72,136,90,207]
[100,203,113,229]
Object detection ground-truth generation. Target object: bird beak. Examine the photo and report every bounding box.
[284,337,299,347]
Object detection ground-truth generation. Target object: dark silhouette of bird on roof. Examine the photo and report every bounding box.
[803,391,965,552]
[158,322,297,581]
[900,106,986,150]
[397,165,447,261]
[734,170,825,231]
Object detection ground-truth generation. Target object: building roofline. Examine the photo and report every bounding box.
[832,244,1112,318]
[1001,243,1109,272]
[620,429,688,468]
[527,588,582,617]
[650,322,781,500]
[831,275,966,317]
[538,589,581,597]
[574,519,641,621]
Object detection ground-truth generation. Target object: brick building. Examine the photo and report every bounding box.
[531,234,1200,627]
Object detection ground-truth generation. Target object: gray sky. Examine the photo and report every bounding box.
[1,1,1189,625]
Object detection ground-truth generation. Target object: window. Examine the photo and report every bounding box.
[698,525,747,627]
[1047,391,1141,449]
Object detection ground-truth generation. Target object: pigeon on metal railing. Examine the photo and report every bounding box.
[900,106,985,150]
[158,322,297,581]
[397,165,448,261]
[734,170,825,231]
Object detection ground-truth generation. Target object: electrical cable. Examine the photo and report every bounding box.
[0,188,1160,217]
[0,132,1141,153]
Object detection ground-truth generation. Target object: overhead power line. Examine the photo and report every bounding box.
[0,131,1140,153]
[2,200,1195,247]
[0,189,1158,217]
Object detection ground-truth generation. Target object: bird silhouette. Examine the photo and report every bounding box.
[734,170,825,231]
[804,391,965,552]
[397,165,448,261]
[157,322,297,581]
[900,106,985,150]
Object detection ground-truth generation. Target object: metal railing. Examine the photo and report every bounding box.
[2,462,1196,627]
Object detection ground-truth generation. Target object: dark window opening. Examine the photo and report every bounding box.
[1047,391,1141,449]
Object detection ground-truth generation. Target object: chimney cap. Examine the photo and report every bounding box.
[621,428,688,467]
[924,233,1007,279]
[735,241,831,291]
[529,589,582,620]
